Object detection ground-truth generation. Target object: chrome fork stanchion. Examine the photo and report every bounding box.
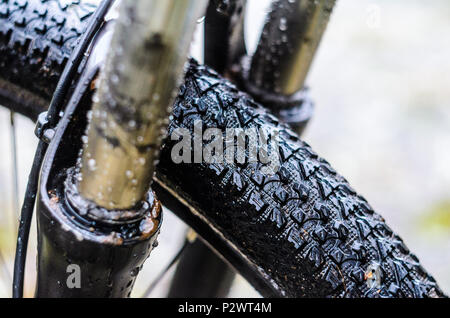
[78,0,207,210]
[240,0,336,134]
[249,0,335,96]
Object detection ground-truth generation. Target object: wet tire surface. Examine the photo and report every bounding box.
[157,60,446,298]
[0,0,96,118]
[0,0,446,298]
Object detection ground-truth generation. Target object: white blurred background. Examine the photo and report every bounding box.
[0,0,449,297]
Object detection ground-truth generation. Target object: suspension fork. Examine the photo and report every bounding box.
[35,0,207,297]
[237,0,336,134]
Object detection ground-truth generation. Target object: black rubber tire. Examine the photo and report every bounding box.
[156,60,446,298]
[0,0,96,120]
[0,0,446,298]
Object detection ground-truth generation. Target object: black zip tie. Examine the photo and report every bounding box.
[12,0,115,298]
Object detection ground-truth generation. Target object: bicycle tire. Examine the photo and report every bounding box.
[0,0,96,120]
[153,60,446,298]
[0,0,446,298]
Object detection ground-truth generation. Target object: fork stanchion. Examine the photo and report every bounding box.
[78,0,208,210]
[249,0,336,96]
[240,0,336,134]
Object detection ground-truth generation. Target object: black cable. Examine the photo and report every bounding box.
[12,0,115,298]
[12,141,48,298]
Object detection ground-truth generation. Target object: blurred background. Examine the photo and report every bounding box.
[0,0,449,297]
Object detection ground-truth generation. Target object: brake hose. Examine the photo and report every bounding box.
[12,0,115,298]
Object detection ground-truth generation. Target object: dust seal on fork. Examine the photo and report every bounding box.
[64,168,156,226]
[54,168,162,243]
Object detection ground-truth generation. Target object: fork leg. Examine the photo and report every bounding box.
[35,0,208,298]
[168,237,235,298]
[239,0,336,134]
[204,0,247,75]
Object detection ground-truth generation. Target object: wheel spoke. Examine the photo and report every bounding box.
[9,111,19,220]
[8,111,19,287]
